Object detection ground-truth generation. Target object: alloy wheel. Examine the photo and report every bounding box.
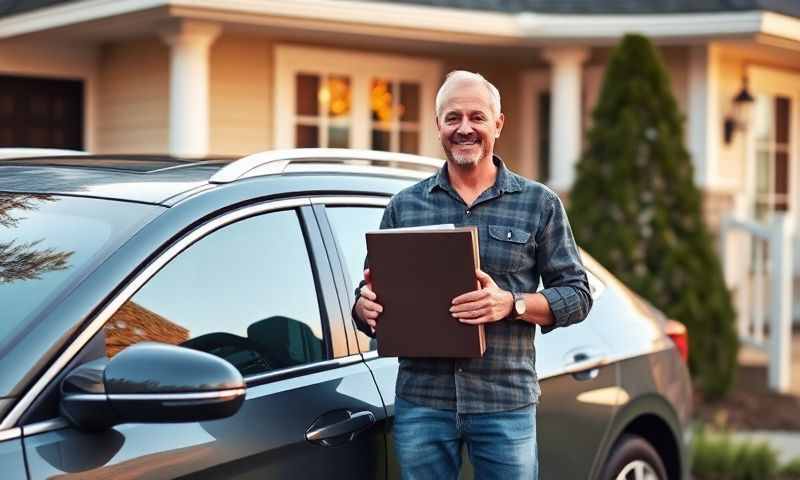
[615,459,660,480]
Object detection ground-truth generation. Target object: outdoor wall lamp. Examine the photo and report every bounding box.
[723,76,755,145]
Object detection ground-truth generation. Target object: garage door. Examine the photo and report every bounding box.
[0,75,83,149]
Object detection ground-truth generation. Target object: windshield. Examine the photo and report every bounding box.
[0,193,161,356]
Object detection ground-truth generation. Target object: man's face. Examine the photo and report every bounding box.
[436,79,504,167]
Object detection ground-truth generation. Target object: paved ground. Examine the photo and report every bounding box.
[729,430,800,465]
[732,331,800,464]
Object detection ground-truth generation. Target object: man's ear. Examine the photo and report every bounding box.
[495,113,505,138]
[434,114,442,138]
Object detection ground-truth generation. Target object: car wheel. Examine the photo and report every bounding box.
[600,434,668,480]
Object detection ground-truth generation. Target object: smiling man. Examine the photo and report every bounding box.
[354,70,593,479]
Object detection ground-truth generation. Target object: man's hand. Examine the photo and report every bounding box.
[450,269,514,324]
[355,268,383,334]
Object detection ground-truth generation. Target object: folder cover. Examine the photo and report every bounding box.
[365,226,486,358]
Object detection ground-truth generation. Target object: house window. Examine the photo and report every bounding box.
[370,79,421,154]
[294,73,352,148]
[275,46,441,157]
[753,94,792,219]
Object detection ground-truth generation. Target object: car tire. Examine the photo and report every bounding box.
[599,434,669,480]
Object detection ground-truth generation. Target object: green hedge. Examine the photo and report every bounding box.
[691,427,800,480]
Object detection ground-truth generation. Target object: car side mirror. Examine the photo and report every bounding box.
[60,342,246,431]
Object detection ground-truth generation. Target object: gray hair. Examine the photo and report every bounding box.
[435,70,501,117]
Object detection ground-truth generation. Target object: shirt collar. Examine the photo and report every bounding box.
[429,154,522,194]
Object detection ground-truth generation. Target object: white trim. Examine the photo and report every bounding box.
[0,427,21,441]
[762,11,800,44]
[309,196,391,207]
[244,353,365,385]
[747,65,800,225]
[273,45,442,157]
[1,0,799,44]
[519,70,549,181]
[518,11,774,40]
[21,418,69,436]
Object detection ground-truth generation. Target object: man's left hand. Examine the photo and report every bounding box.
[450,269,514,324]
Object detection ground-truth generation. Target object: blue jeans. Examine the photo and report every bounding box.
[393,397,538,480]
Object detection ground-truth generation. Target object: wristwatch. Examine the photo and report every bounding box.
[512,291,526,319]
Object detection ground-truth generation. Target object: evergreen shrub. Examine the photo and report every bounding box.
[567,34,738,398]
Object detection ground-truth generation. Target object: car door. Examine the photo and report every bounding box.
[311,197,406,479]
[0,431,26,480]
[21,200,387,479]
[535,269,620,480]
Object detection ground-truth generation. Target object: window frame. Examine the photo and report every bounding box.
[100,204,341,381]
[746,65,799,223]
[28,198,353,414]
[274,45,443,156]
[310,195,391,355]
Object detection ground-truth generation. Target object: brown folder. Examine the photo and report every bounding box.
[365,226,486,358]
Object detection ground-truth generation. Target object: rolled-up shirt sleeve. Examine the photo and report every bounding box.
[536,192,593,334]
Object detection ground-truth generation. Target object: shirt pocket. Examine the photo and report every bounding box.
[481,225,534,274]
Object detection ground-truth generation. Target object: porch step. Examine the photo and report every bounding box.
[738,332,800,396]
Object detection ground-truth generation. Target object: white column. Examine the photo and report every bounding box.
[541,47,589,192]
[159,20,221,158]
[770,213,794,392]
[687,43,720,188]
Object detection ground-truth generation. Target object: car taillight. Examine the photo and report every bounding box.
[665,320,689,363]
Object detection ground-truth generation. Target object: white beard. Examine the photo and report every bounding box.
[450,144,482,166]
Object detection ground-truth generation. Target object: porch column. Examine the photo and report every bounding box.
[687,43,720,188]
[159,20,221,158]
[541,47,589,192]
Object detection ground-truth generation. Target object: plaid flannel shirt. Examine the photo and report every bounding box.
[354,156,592,413]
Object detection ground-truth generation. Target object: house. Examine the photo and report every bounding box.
[1,0,799,384]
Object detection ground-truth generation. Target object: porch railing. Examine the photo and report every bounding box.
[720,213,794,393]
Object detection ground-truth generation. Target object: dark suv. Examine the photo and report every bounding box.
[0,149,691,479]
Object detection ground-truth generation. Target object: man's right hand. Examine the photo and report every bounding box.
[355,268,383,334]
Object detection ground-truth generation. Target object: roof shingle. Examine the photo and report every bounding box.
[0,0,797,21]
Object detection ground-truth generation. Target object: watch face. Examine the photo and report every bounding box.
[514,298,526,315]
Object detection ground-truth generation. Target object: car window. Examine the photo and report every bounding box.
[102,209,326,376]
[0,194,160,396]
[325,206,385,351]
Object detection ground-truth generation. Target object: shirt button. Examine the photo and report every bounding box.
[457,368,464,373]
[465,210,471,215]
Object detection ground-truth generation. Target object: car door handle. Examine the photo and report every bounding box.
[564,353,607,381]
[306,410,376,444]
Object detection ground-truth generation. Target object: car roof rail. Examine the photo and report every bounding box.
[0,148,88,160]
[209,148,444,184]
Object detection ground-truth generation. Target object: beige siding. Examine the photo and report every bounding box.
[96,38,169,154]
[662,47,690,120]
[209,35,273,156]
[715,43,800,189]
